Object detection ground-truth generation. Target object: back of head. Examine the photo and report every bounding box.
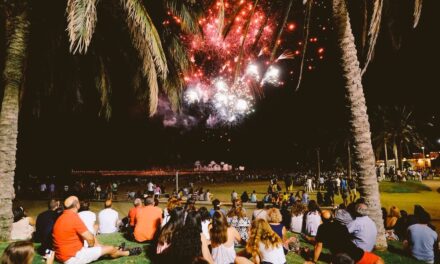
[212,199,221,210]
[307,200,320,213]
[133,198,142,207]
[48,199,59,211]
[389,206,400,218]
[210,211,228,245]
[0,241,34,264]
[291,202,305,217]
[266,208,282,224]
[12,207,25,223]
[256,201,264,209]
[247,219,282,256]
[104,199,112,208]
[145,197,154,206]
[355,203,369,217]
[321,210,333,224]
[64,196,79,210]
[198,207,211,222]
[418,211,431,224]
[185,211,202,232]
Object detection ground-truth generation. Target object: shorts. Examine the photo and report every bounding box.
[65,247,102,264]
[350,189,357,195]
[357,251,380,264]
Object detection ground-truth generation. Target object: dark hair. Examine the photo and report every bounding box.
[256,201,264,209]
[307,200,320,213]
[332,253,354,264]
[171,211,203,263]
[400,210,408,218]
[145,197,154,206]
[79,201,90,212]
[48,199,58,210]
[0,241,35,264]
[418,211,431,224]
[158,207,185,244]
[185,198,196,212]
[210,211,229,246]
[191,256,210,264]
[198,207,211,222]
[212,199,221,210]
[12,207,25,223]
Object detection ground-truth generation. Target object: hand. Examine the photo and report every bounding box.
[44,251,55,264]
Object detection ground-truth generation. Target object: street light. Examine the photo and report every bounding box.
[421,146,425,157]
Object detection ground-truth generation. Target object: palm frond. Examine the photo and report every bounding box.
[163,70,183,112]
[413,0,423,28]
[66,0,98,54]
[168,34,191,72]
[144,48,160,116]
[361,0,383,76]
[121,0,168,80]
[166,0,203,34]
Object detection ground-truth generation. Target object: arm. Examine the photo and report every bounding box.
[201,234,215,264]
[231,227,242,244]
[80,231,95,247]
[312,242,323,263]
[282,226,287,241]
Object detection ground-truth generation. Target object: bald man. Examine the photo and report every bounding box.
[98,199,120,234]
[305,210,383,264]
[53,196,141,264]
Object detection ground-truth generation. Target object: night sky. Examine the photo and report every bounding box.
[10,0,440,177]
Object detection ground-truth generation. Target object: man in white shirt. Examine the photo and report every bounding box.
[78,200,97,235]
[147,181,154,195]
[98,199,120,234]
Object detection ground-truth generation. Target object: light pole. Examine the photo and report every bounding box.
[421,147,425,169]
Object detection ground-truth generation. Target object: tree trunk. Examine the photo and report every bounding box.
[393,142,399,169]
[398,141,403,170]
[347,140,352,179]
[384,138,388,173]
[316,148,321,180]
[0,8,28,241]
[332,0,387,249]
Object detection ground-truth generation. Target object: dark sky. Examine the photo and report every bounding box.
[11,0,440,176]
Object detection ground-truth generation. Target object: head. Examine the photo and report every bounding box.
[158,207,185,244]
[185,211,202,232]
[12,207,26,223]
[0,241,35,264]
[400,210,408,218]
[133,198,142,207]
[418,211,431,224]
[388,206,401,218]
[145,197,154,206]
[307,200,320,213]
[79,201,90,212]
[48,199,59,211]
[266,208,282,224]
[198,207,211,222]
[256,201,265,209]
[210,211,229,245]
[64,196,80,211]
[185,198,196,212]
[246,219,282,259]
[355,203,369,217]
[321,210,333,224]
[291,202,305,217]
[104,199,112,209]
[212,199,221,210]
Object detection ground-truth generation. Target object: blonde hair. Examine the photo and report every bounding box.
[0,241,35,264]
[388,206,401,218]
[266,208,282,223]
[246,219,282,259]
[166,197,181,212]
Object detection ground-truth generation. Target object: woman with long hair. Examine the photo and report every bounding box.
[1,241,54,264]
[246,219,286,264]
[10,207,35,241]
[156,207,185,254]
[290,202,305,233]
[171,211,214,264]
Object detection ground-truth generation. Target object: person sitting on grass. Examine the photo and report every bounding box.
[209,199,225,217]
[11,206,35,241]
[210,211,250,264]
[156,207,186,255]
[252,201,267,221]
[304,210,384,264]
[404,211,438,264]
[226,206,251,242]
[133,197,162,243]
[78,200,98,247]
[125,198,143,238]
[35,199,61,255]
[53,196,141,264]
[290,202,305,234]
[171,211,215,264]
[303,200,322,243]
[347,203,377,252]
[199,207,212,241]
[266,207,287,240]
[1,241,54,264]
[245,219,287,264]
[98,199,120,234]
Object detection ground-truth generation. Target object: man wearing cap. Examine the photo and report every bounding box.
[53,196,141,264]
[305,210,383,264]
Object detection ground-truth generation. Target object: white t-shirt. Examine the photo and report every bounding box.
[253,209,267,220]
[147,182,154,192]
[305,211,321,237]
[290,214,304,233]
[258,242,286,264]
[79,210,97,235]
[11,217,34,240]
[335,178,341,187]
[202,220,211,240]
[98,208,119,234]
[40,184,47,192]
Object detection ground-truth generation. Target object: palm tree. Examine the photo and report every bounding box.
[332,0,387,248]
[332,0,423,249]
[0,1,29,240]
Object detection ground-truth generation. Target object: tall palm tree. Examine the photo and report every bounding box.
[0,1,29,240]
[332,0,387,248]
[332,0,423,249]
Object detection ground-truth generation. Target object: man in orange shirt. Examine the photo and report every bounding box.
[125,198,142,239]
[133,197,162,242]
[53,196,141,263]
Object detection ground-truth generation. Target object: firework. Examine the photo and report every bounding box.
[262,66,281,86]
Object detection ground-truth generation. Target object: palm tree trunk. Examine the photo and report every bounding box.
[384,138,388,173]
[393,142,399,169]
[332,0,387,249]
[347,141,352,179]
[0,8,28,241]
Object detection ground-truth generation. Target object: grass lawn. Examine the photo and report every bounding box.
[0,232,424,264]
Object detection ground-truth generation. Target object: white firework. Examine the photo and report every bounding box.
[262,66,281,86]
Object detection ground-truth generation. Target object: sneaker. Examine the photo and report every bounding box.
[128,247,142,256]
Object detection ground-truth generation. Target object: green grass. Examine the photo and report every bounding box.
[379,181,431,193]
[0,233,424,264]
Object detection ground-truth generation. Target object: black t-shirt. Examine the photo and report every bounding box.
[315,221,364,261]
